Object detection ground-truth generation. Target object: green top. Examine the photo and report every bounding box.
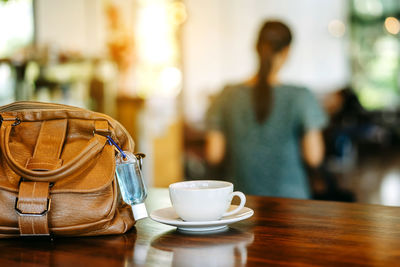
[206,84,328,198]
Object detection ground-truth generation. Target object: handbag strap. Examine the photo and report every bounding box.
[15,119,67,236]
[26,119,67,171]
[16,181,51,236]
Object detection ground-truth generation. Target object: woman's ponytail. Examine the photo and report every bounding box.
[253,21,292,124]
[254,45,273,123]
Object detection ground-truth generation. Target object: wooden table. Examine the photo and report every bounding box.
[1,188,400,266]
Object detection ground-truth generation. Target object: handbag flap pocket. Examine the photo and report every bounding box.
[51,144,116,193]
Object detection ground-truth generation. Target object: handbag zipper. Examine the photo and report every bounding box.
[0,101,85,112]
[0,102,86,126]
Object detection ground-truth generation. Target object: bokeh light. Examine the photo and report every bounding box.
[384,17,400,35]
[135,0,185,98]
[328,19,346,38]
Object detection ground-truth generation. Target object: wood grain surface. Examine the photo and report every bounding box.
[1,188,400,266]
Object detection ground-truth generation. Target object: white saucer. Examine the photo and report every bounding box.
[150,205,254,233]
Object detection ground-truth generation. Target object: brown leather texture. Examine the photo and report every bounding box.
[0,101,136,237]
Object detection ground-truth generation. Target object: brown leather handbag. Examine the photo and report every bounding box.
[0,101,136,237]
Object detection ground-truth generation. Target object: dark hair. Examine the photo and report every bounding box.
[254,21,292,123]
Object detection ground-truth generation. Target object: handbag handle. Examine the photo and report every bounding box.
[0,123,109,182]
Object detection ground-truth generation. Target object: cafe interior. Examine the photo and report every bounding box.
[1,0,400,205]
[1,0,400,204]
[1,0,400,265]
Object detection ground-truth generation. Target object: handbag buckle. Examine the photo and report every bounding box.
[14,197,51,217]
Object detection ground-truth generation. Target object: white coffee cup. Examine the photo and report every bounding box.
[169,180,246,222]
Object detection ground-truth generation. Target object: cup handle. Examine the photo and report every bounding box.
[223,191,246,217]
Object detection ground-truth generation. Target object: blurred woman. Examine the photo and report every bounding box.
[205,21,327,198]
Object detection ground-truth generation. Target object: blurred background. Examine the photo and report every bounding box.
[0,0,399,205]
